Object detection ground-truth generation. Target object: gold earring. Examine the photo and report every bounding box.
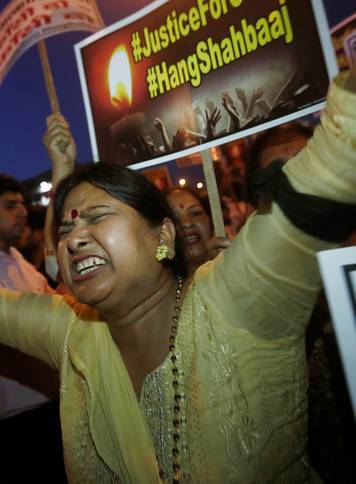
[156,243,170,261]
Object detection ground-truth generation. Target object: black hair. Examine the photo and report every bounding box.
[164,185,214,237]
[165,185,212,219]
[245,122,314,207]
[27,205,46,231]
[247,122,314,173]
[0,173,25,197]
[54,162,187,277]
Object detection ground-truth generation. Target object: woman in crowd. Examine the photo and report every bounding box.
[165,186,230,276]
[0,69,355,483]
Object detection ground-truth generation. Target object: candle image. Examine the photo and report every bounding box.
[108,46,146,165]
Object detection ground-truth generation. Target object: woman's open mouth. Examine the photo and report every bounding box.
[72,256,107,281]
[184,232,201,244]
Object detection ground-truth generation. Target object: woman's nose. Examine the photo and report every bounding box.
[181,214,193,228]
[66,225,90,253]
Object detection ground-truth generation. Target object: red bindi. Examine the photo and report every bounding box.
[71,209,79,220]
[179,203,185,209]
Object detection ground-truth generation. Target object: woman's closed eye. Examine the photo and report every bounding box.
[190,209,205,217]
[58,209,116,236]
[58,224,73,237]
[87,212,112,224]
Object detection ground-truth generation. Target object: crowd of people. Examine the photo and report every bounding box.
[0,174,67,482]
[0,66,355,483]
[112,66,322,166]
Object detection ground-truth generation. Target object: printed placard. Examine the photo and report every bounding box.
[0,0,104,84]
[75,0,337,169]
[317,246,356,421]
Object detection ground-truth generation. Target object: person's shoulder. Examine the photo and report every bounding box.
[10,247,52,293]
[9,246,36,269]
[8,246,25,260]
[61,294,102,322]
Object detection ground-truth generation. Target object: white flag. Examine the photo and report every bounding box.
[0,0,105,84]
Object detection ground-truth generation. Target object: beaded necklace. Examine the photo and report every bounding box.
[158,275,184,483]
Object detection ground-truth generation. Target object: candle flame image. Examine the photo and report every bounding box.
[108,46,132,112]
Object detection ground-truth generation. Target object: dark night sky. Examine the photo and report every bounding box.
[0,0,354,180]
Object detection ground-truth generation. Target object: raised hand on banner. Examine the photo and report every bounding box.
[251,87,265,103]
[205,106,221,139]
[204,98,217,115]
[154,117,171,153]
[235,87,248,114]
[172,127,189,151]
[43,113,76,175]
[221,91,235,108]
[134,134,159,159]
[245,87,265,120]
[153,116,164,133]
[221,93,240,131]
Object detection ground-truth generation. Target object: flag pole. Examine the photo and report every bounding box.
[38,39,60,113]
[201,149,226,238]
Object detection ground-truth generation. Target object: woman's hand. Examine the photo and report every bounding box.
[42,113,76,261]
[206,236,231,260]
[43,113,76,174]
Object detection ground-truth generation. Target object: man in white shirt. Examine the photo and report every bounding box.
[0,173,67,483]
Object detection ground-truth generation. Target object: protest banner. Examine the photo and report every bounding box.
[318,246,356,421]
[331,13,356,72]
[0,0,104,85]
[75,0,337,170]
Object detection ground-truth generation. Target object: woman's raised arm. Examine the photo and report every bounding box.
[195,70,356,339]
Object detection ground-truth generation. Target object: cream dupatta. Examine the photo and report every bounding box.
[66,318,163,483]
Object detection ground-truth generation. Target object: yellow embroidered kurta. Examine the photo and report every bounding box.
[0,74,355,483]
